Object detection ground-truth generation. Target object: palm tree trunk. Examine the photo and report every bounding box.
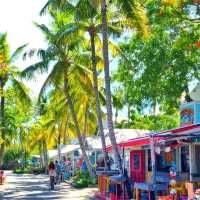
[39,140,44,168]
[63,118,68,145]
[83,104,88,141]
[101,0,122,171]
[114,109,118,126]
[128,104,131,123]
[57,128,61,161]
[89,30,110,170]
[64,74,95,177]
[42,139,48,174]
[0,78,5,167]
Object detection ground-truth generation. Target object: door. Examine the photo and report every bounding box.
[130,150,145,182]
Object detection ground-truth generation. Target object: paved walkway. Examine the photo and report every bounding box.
[0,171,98,200]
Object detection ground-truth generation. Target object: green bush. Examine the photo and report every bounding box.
[4,147,22,164]
[72,170,97,188]
[32,167,45,174]
[13,167,45,174]
[13,167,31,174]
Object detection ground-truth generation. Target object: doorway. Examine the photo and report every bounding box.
[130,150,145,182]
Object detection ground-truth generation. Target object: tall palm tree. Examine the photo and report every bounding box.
[112,89,124,125]
[100,0,123,170]
[0,33,31,166]
[100,0,149,170]
[41,0,124,170]
[39,0,149,171]
[22,20,96,176]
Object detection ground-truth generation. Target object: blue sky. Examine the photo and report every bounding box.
[0,0,49,96]
[0,0,128,118]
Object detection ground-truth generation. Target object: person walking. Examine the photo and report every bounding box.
[60,160,65,182]
[55,160,61,184]
[48,161,56,190]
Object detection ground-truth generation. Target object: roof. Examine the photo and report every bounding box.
[48,144,80,158]
[48,150,58,158]
[104,129,150,146]
[87,129,149,150]
[190,82,200,101]
[106,124,200,152]
[60,145,80,154]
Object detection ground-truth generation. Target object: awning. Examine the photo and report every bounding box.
[106,124,200,152]
[60,145,80,154]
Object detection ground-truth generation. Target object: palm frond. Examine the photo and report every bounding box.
[34,23,54,40]
[0,32,10,63]
[40,0,75,16]
[21,61,48,80]
[40,0,56,16]
[11,78,32,106]
[10,44,28,64]
[114,0,149,37]
[38,62,64,102]
[59,23,83,41]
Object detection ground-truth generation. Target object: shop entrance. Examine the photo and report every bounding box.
[130,150,145,182]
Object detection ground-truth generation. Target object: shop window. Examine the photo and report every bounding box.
[134,154,140,169]
[156,149,176,172]
[148,149,152,171]
[181,146,189,172]
[195,145,200,173]
[74,150,79,157]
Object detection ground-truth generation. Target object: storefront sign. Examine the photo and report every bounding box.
[180,108,194,127]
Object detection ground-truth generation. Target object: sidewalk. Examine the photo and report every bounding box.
[0,171,98,200]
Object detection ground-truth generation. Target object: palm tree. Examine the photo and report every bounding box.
[40,0,124,170]
[112,89,124,125]
[22,20,96,176]
[0,33,31,166]
[100,0,123,170]
[100,0,149,171]
[39,0,149,171]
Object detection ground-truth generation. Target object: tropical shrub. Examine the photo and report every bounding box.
[72,170,97,188]
[13,167,31,174]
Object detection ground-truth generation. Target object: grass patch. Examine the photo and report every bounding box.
[13,167,31,174]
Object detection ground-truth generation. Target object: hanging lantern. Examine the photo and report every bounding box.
[170,179,176,185]
[155,146,161,154]
[170,188,177,195]
[165,146,171,152]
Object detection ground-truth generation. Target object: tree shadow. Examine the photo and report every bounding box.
[2,173,98,200]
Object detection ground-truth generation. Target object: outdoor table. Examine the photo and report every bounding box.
[109,174,127,200]
[155,172,184,183]
[134,182,168,200]
[95,170,120,199]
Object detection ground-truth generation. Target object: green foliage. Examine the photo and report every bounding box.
[13,167,31,174]
[31,167,45,174]
[116,112,179,131]
[73,170,97,188]
[114,1,200,114]
[3,146,22,164]
[13,167,45,174]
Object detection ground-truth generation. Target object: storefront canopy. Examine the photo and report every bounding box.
[48,144,80,159]
[106,124,200,152]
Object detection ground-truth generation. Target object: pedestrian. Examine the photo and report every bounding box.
[60,160,65,182]
[48,161,56,190]
[55,160,61,184]
[64,157,72,180]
